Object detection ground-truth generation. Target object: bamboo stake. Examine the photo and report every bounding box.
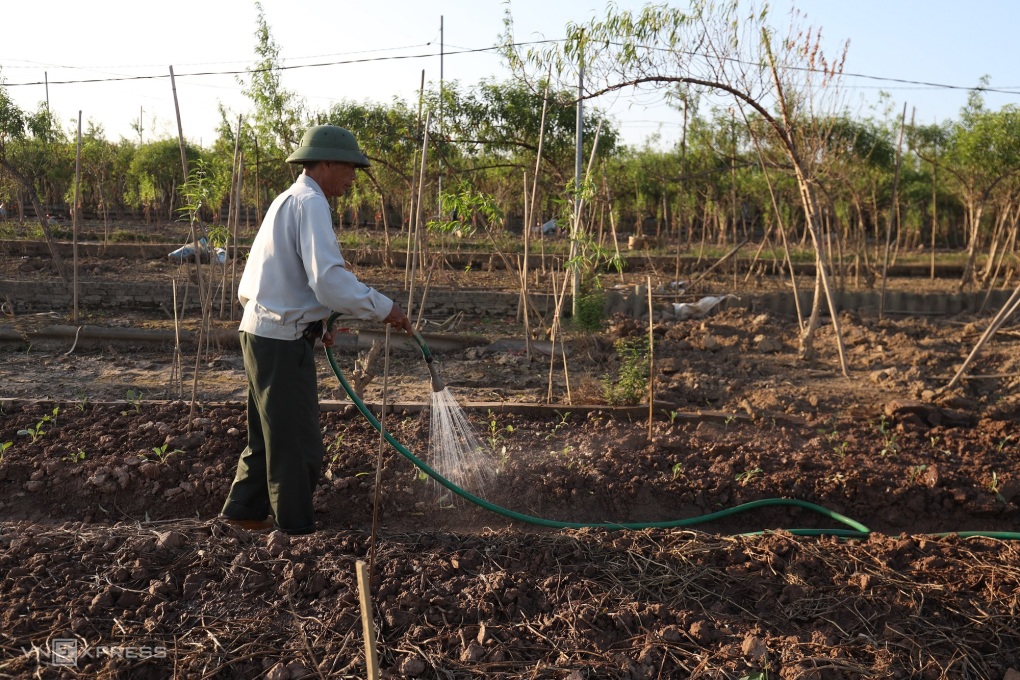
[880,103,908,319]
[355,561,381,680]
[414,263,434,331]
[688,239,749,290]
[380,194,392,268]
[230,152,243,321]
[546,271,570,404]
[369,325,390,577]
[72,111,82,323]
[647,276,655,441]
[931,156,938,280]
[743,222,774,283]
[525,71,551,334]
[170,64,210,426]
[601,169,625,285]
[943,283,1020,392]
[521,173,532,358]
[405,70,427,290]
[407,112,431,324]
[571,120,604,315]
[979,205,1017,312]
[169,281,183,399]
[560,310,572,405]
[546,272,559,404]
[221,115,242,319]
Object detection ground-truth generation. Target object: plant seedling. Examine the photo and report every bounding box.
[545,411,572,440]
[145,444,182,463]
[832,440,849,459]
[735,467,763,486]
[988,472,1006,503]
[66,449,86,463]
[877,417,899,457]
[671,462,685,480]
[126,390,143,413]
[0,441,11,462]
[18,413,52,443]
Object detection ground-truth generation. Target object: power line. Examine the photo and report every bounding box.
[3,36,1017,100]
[0,41,556,88]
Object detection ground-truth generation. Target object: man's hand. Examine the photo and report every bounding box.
[321,327,337,348]
[383,303,414,335]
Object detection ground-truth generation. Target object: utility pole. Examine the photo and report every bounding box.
[45,72,50,114]
[139,106,144,145]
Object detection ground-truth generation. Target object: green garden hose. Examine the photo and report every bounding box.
[325,314,1020,541]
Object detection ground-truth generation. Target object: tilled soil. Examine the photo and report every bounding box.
[3,239,1020,678]
[1,398,1018,678]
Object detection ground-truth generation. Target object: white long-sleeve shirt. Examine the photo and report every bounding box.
[238,174,393,340]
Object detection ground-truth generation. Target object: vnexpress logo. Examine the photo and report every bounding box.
[21,639,167,666]
[51,639,78,666]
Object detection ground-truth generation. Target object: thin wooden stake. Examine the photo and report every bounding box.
[169,281,183,398]
[221,115,242,319]
[230,151,243,320]
[407,112,431,323]
[405,70,427,290]
[170,64,210,426]
[546,271,570,404]
[647,276,655,441]
[369,325,391,576]
[72,111,82,323]
[355,561,381,680]
[521,173,532,359]
[880,103,908,319]
[944,283,1020,391]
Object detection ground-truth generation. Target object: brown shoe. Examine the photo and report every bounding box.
[217,515,275,531]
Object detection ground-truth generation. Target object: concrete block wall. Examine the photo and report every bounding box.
[1,277,1014,321]
[0,279,564,321]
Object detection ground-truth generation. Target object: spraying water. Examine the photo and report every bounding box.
[427,386,498,499]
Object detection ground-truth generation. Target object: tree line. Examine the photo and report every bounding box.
[1,0,1017,299]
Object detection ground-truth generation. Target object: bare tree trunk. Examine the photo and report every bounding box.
[0,158,67,282]
[960,202,985,290]
[764,40,850,375]
[800,267,823,360]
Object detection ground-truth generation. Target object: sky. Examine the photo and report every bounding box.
[2,0,1019,149]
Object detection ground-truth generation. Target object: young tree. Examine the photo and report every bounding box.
[0,74,67,280]
[924,87,1020,289]
[238,2,305,172]
[503,1,852,372]
[126,139,202,222]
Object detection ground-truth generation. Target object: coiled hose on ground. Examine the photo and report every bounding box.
[325,314,1020,541]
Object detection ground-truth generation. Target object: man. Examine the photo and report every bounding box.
[220,125,413,535]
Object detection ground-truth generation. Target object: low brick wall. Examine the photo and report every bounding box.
[1,240,981,278]
[0,278,1013,320]
[0,279,563,321]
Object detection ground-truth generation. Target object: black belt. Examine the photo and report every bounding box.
[302,320,324,345]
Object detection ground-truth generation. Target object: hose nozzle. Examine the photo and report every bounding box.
[425,358,446,392]
[411,330,446,392]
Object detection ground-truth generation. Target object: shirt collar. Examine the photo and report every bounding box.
[297,173,325,198]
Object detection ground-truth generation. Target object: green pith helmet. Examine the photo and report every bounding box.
[285,125,370,167]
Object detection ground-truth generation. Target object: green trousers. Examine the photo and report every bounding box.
[222,332,324,534]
